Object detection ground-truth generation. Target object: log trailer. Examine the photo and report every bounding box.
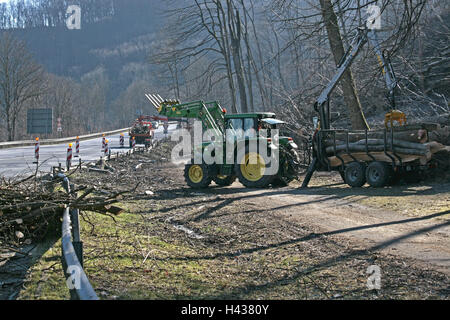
[145,94,300,188]
[302,27,441,188]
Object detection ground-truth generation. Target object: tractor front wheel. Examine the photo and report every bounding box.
[184,163,212,188]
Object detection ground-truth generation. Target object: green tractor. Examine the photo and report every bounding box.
[145,94,300,188]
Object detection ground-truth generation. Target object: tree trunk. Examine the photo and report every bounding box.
[319,0,369,130]
[227,3,248,113]
[6,110,12,141]
[216,1,238,113]
[247,3,268,111]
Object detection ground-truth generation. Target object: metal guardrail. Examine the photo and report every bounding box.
[57,173,98,300]
[0,127,130,149]
[52,132,168,299]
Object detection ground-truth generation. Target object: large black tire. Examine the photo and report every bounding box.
[366,161,391,188]
[184,163,212,188]
[272,148,300,187]
[271,177,290,187]
[213,175,236,187]
[344,162,367,187]
[235,146,275,188]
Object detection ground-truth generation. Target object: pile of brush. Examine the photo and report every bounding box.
[0,174,128,248]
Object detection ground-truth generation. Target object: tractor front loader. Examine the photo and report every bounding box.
[145,94,301,189]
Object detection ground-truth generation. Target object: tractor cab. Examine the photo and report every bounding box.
[224,113,276,139]
[224,113,296,148]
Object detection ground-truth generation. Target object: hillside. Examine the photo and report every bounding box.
[9,0,166,102]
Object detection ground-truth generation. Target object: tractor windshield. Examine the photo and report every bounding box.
[226,118,257,138]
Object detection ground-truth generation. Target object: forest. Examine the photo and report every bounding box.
[0,0,448,141]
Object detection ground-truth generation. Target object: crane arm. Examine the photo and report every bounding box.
[314,27,399,130]
[367,30,398,109]
[314,27,369,130]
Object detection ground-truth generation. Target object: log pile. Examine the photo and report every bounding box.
[0,174,129,249]
[323,123,450,167]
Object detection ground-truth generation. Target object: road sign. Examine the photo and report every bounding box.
[27,108,53,134]
[57,117,62,132]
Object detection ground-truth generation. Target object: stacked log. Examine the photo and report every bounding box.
[322,123,450,166]
[325,139,430,156]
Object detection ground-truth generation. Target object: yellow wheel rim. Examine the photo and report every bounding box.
[188,165,204,183]
[241,153,266,182]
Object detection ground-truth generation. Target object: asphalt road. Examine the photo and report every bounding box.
[0,124,178,177]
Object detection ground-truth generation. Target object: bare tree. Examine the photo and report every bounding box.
[0,32,44,141]
[227,0,248,113]
[150,0,257,113]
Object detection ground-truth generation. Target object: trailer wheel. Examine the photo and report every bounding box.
[366,161,391,188]
[184,163,212,188]
[213,175,236,187]
[344,162,366,187]
[235,147,274,188]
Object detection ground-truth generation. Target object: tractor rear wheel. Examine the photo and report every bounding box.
[271,177,290,187]
[184,163,212,188]
[344,162,366,187]
[213,175,236,187]
[272,148,300,187]
[235,147,274,188]
[366,161,391,188]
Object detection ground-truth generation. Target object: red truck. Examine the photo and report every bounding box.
[129,116,155,148]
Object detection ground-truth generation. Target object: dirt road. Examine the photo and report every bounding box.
[205,182,450,275]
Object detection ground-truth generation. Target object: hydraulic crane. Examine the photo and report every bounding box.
[302,27,404,188]
[314,27,399,131]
